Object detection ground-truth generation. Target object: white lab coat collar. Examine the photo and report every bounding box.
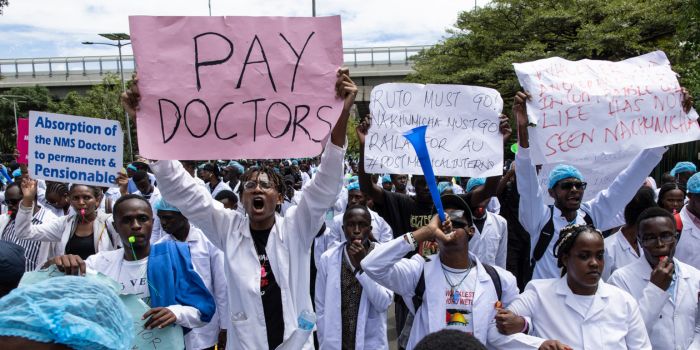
[554,276,611,319]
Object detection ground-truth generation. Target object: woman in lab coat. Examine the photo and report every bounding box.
[608,207,700,349]
[316,205,393,349]
[15,181,119,260]
[493,224,651,350]
[121,69,358,350]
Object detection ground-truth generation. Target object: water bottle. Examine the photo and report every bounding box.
[275,310,316,350]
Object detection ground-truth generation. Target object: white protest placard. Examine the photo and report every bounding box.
[514,51,700,165]
[364,83,504,177]
[29,111,123,187]
[535,150,639,205]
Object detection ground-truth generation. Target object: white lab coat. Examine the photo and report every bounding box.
[315,243,393,350]
[608,257,700,350]
[515,146,665,279]
[84,248,206,329]
[602,229,643,280]
[149,140,345,350]
[208,180,232,199]
[328,209,393,248]
[361,237,520,350]
[156,226,230,350]
[675,207,700,270]
[470,212,508,268]
[15,203,119,255]
[0,208,61,270]
[492,277,651,349]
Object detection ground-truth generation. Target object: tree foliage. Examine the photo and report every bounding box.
[408,0,699,116]
[0,0,9,15]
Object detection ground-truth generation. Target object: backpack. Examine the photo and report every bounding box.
[524,205,593,283]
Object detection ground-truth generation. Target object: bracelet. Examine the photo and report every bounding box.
[405,232,418,250]
[520,317,529,333]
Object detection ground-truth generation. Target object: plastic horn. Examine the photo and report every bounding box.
[402,125,445,221]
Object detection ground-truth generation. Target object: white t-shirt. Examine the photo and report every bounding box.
[442,264,477,334]
[566,293,595,318]
[117,257,151,304]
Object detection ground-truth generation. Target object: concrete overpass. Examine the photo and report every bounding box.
[0,45,430,116]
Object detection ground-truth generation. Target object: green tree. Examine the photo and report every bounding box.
[0,0,9,15]
[407,0,699,159]
[0,85,54,156]
[408,0,698,108]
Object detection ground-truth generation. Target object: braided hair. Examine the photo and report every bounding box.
[657,182,686,209]
[553,224,604,277]
[46,181,69,196]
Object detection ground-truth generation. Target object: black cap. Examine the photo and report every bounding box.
[433,194,473,223]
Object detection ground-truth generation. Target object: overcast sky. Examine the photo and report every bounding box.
[0,0,491,59]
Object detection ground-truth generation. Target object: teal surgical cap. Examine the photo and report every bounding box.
[687,173,700,194]
[11,168,21,177]
[466,178,486,193]
[438,181,453,194]
[347,182,360,192]
[154,198,180,213]
[0,276,134,350]
[670,161,697,177]
[548,164,584,189]
[382,175,392,183]
[227,161,245,174]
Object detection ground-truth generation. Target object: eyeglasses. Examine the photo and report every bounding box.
[243,180,274,191]
[558,181,587,191]
[640,233,677,247]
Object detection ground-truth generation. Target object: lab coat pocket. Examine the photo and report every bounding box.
[230,315,256,349]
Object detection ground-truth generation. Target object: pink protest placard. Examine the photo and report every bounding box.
[129,16,344,160]
[16,118,29,164]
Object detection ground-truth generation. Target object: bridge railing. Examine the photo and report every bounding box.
[0,45,431,79]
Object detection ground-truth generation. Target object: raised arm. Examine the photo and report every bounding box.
[15,179,66,243]
[513,92,549,235]
[356,116,386,205]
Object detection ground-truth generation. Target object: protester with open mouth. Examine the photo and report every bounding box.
[120,67,357,350]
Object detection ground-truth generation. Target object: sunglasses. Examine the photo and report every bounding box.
[558,181,587,191]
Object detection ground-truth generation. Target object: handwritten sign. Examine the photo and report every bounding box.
[28,111,123,187]
[364,83,504,177]
[129,16,343,160]
[16,118,29,164]
[121,294,185,350]
[536,151,638,205]
[514,51,700,164]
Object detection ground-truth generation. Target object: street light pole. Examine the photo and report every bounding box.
[0,95,27,132]
[82,33,134,162]
[312,0,316,17]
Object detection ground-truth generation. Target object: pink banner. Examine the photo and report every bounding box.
[16,118,29,164]
[129,16,344,160]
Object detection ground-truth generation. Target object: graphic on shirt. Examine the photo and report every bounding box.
[444,288,475,333]
[259,252,271,291]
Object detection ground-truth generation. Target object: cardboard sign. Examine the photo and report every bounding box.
[129,16,344,159]
[121,295,185,350]
[514,51,700,164]
[364,83,504,177]
[28,111,123,187]
[16,118,29,164]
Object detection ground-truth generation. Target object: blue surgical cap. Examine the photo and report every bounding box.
[466,178,486,193]
[687,173,700,194]
[347,182,360,192]
[292,160,299,166]
[438,181,453,194]
[11,168,21,177]
[227,161,245,174]
[382,175,392,184]
[348,175,359,184]
[0,276,134,350]
[548,164,584,189]
[670,161,697,177]
[154,198,180,213]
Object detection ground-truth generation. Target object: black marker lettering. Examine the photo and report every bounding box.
[193,32,234,91]
[279,32,315,92]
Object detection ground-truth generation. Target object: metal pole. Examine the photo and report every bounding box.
[12,100,18,133]
[208,0,212,16]
[312,0,316,17]
[117,40,134,162]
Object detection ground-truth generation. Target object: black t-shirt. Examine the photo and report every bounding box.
[375,190,433,239]
[251,227,285,349]
[65,233,95,260]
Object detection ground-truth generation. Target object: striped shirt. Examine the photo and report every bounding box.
[1,208,50,271]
